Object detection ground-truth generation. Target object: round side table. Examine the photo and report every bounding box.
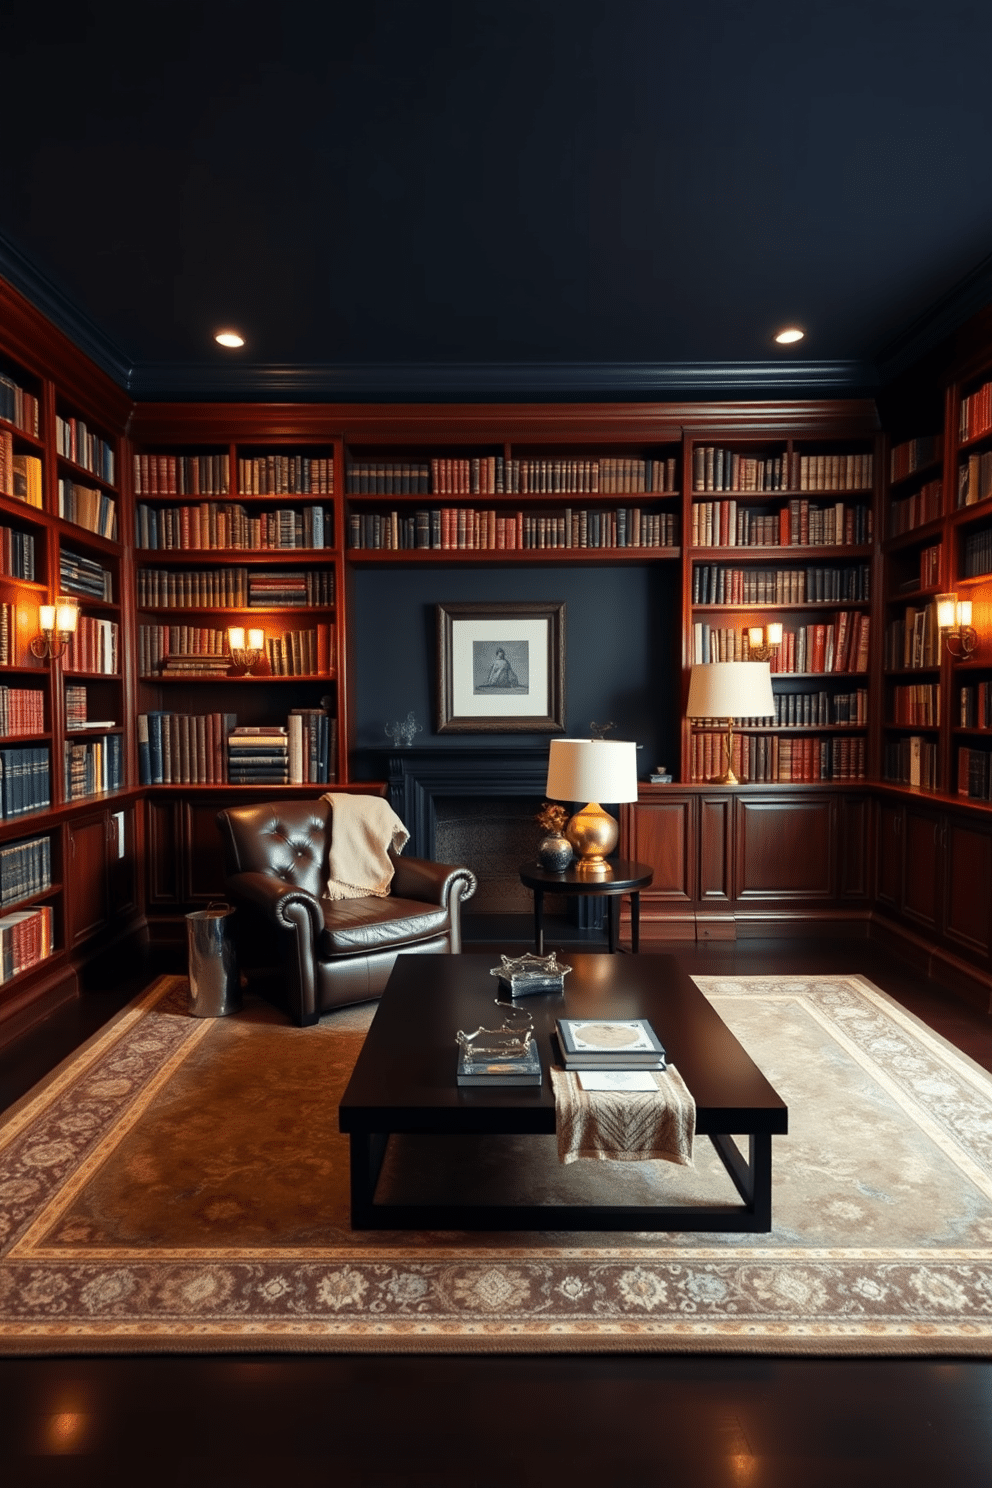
[518,858,654,954]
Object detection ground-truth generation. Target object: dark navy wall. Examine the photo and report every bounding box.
[350,564,679,779]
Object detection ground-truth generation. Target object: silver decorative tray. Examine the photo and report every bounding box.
[490,951,571,997]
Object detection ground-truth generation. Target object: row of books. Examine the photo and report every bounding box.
[0,687,45,737]
[886,737,938,791]
[265,625,333,677]
[917,543,942,590]
[690,731,867,782]
[136,567,335,610]
[133,454,230,496]
[692,449,874,494]
[691,500,871,549]
[889,478,943,536]
[59,547,112,600]
[137,710,336,785]
[347,507,679,551]
[957,451,992,509]
[62,617,119,676]
[55,416,115,485]
[891,434,943,483]
[134,503,333,551]
[0,372,40,436]
[958,745,992,798]
[236,456,335,496]
[0,904,53,984]
[64,685,103,731]
[883,604,939,671]
[958,381,992,445]
[774,688,868,726]
[962,525,992,579]
[57,479,117,540]
[692,563,871,606]
[138,625,228,677]
[959,683,992,730]
[64,735,123,799]
[891,683,940,727]
[0,834,51,909]
[0,522,35,580]
[0,748,51,818]
[692,614,870,674]
[345,455,678,496]
[0,437,42,506]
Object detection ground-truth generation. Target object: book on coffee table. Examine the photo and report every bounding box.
[556,1017,667,1069]
[456,1042,542,1086]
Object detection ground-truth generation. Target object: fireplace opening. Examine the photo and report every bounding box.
[433,795,562,915]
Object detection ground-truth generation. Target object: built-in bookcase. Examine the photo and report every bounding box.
[682,430,880,784]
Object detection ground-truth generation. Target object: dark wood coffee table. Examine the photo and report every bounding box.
[338,952,788,1233]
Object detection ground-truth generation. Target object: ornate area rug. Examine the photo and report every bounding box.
[2,972,992,1355]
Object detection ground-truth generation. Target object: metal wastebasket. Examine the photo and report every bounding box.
[186,903,241,1017]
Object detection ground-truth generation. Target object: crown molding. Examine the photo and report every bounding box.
[126,358,877,402]
[0,233,134,389]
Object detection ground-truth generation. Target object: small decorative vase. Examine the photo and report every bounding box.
[537,832,573,872]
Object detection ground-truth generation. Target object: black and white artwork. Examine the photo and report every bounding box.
[436,602,565,733]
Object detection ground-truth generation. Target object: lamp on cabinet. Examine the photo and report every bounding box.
[935,594,978,658]
[686,661,776,785]
[545,737,639,874]
[30,596,79,661]
[746,622,783,662]
[228,627,265,672]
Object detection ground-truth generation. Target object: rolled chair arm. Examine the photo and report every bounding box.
[390,855,478,910]
[225,869,323,1025]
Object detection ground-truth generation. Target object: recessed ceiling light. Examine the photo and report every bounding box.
[214,331,245,348]
[774,327,804,345]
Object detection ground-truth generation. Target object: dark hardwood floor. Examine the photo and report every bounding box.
[1,934,991,1486]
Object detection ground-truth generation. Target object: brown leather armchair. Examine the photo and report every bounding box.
[216,798,477,1026]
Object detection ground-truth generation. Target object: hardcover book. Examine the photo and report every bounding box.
[555,1018,667,1068]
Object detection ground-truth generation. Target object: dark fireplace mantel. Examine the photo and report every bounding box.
[378,746,551,859]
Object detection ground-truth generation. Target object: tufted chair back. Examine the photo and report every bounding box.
[218,798,333,898]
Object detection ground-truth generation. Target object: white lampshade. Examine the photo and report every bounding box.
[686,662,775,720]
[546,738,639,804]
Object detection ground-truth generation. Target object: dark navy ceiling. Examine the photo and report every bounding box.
[3,0,992,400]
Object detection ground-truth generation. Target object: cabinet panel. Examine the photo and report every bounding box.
[627,798,693,902]
[874,801,903,912]
[735,797,834,899]
[944,817,992,959]
[145,798,181,904]
[699,796,731,901]
[107,805,137,918]
[837,793,869,900]
[67,814,109,946]
[903,808,940,932]
[182,799,233,902]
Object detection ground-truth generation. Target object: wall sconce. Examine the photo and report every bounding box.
[30,596,79,660]
[936,594,978,658]
[228,626,265,672]
[747,623,783,662]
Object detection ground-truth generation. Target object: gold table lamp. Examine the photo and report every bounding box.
[545,737,639,875]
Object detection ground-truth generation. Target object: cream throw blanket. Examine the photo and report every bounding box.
[550,1066,696,1166]
[320,793,410,901]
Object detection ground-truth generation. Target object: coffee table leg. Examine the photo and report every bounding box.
[350,1131,389,1228]
[533,887,544,954]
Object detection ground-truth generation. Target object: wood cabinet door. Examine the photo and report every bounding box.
[874,800,903,912]
[67,812,109,947]
[902,807,941,933]
[734,796,835,901]
[942,815,992,960]
[182,799,234,903]
[626,798,694,903]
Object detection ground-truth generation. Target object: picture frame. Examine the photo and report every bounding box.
[436,601,566,734]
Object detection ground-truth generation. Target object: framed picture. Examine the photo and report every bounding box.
[436,601,566,733]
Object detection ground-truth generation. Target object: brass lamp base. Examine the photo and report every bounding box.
[565,802,619,875]
[707,718,739,785]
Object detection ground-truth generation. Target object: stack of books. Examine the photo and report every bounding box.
[555,1018,667,1071]
[60,548,113,601]
[161,654,232,679]
[226,726,289,784]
